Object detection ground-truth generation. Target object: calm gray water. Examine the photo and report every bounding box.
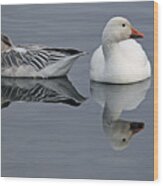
[1,2,154,180]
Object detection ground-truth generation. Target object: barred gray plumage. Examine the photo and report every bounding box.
[1,77,86,108]
[1,47,84,71]
[1,33,86,77]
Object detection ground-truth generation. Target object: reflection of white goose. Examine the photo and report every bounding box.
[1,33,86,78]
[2,77,86,108]
[90,79,151,151]
[90,17,151,84]
[103,120,144,151]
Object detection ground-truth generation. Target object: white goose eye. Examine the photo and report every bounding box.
[122,138,126,142]
[122,23,126,27]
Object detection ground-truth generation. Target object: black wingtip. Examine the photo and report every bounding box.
[52,48,88,56]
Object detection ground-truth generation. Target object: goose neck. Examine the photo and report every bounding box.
[102,40,117,61]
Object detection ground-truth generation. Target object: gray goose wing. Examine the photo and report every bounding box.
[1,46,84,71]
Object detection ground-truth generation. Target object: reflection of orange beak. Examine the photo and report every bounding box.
[132,127,144,135]
[130,27,144,39]
[130,122,144,135]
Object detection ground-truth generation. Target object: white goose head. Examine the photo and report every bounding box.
[102,17,144,43]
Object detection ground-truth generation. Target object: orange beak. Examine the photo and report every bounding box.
[130,27,144,39]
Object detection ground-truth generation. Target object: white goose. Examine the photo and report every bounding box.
[1,33,86,78]
[90,17,151,84]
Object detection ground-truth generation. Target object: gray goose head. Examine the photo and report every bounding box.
[1,33,13,52]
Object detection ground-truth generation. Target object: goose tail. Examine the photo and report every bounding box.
[39,48,87,77]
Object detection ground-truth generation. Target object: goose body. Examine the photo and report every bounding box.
[1,34,86,78]
[90,17,151,84]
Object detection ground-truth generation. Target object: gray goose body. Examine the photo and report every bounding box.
[1,33,86,78]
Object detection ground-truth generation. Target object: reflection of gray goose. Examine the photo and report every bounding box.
[1,33,86,78]
[90,79,150,151]
[2,77,86,108]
